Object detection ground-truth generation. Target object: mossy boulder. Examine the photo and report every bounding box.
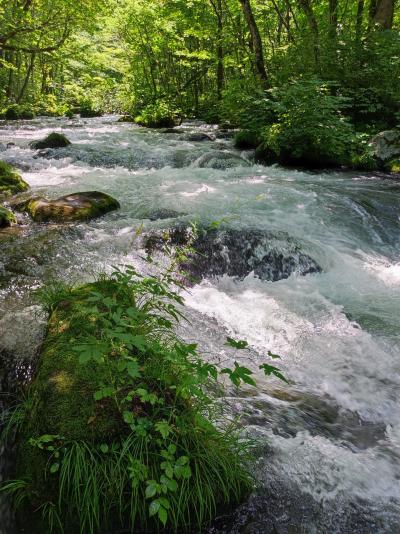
[30,133,71,150]
[4,105,36,120]
[0,205,17,228]
[25,191,120,222]
[0,161,29,197]
[234,130,260,149]
[10,277,252,532]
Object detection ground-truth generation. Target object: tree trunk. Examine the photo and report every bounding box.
[17,52,35,102]
[298,0,320,69]
[238,0,268,87]
[370,0,395,29]
[356,0,365,41]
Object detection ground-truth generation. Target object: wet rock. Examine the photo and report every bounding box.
[25,191,120,223]
[161,128,185,134]
[144,208,186,221]
[145,226,321,282]
[0,144,6,152]
[0,206,17,228]
[186,132,215,142]
[30,132,71,149]
[193,151,250,169]
[370,130,400,164]
[0,161,29,197]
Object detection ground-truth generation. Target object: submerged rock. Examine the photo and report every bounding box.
[25,191,120,222]
[30,132,71,149]
[186,132,215,142]
[0,161,29,197]
[144,208,186,221]
[145,226,321,282]
[193,151,250,169]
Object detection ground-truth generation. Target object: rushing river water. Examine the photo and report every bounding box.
[0,116,399,533]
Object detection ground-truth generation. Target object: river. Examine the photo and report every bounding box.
[0,116,399,533]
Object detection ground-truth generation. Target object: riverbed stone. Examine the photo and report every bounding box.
[30,132,71,149]
[0,161,29,197]
[25,191,120,222]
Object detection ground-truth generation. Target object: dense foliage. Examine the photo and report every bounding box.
[1,0,399,167]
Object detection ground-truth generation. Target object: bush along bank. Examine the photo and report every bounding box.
[1,264,287,533]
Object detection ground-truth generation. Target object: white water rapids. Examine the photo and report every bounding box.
[0,116,399,533]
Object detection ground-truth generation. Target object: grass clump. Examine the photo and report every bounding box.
[1,260,286,533]
[0,161,29,197]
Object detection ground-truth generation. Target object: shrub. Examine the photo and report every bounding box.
[234,130,261,150]
[79,98,103,118]
[261,79,355,168]
[4,105,35,120]
[135,101,178,128]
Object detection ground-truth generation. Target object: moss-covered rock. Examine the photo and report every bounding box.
[30,133,71,150]
[117,115,135,122]
[25,191,120,222]
[234,130,260,149]
[0,205,17,228]
[8,276,252,532]
[0,161,29,197]
[4,105,36,120]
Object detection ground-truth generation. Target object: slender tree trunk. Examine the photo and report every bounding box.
[238,0,268,87]
[356,0,365,41]
[298,0,320,69]
[17,52,35,102]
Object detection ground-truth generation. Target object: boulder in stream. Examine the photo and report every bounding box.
[145,226,322,282]
[0,161,29,197]
[30,132,71,149]
[25,191,120,222]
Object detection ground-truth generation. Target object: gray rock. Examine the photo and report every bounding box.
[370,130,400,162]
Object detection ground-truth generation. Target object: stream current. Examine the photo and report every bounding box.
[0,116,399,533]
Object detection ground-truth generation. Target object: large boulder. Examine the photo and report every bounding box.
[370,130,400,164]
[30,133,71,150]
[145,226,321,282]
[25,191,120,222]
[0,205,17,228]
[0,161,29,197]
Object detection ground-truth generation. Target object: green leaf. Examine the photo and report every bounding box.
[127,360,141,379]
[149,500,160,517]
[100,443,109,454]
[268,350,281,359]
[155,420,172,439]
[259,363,288,383]
[145,482,157,499]
[50,462,59,474]
[123,411,134,425]
[158,506,168,526]
[225,337,249,350]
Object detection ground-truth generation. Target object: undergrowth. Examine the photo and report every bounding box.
[1,252,286,533]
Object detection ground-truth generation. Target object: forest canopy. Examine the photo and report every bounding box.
[0,0,399,166]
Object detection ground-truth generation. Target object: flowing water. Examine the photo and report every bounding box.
[0,116,399,533]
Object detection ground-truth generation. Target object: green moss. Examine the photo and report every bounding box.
[234,130,260,149]
[26,192,120,222]
[7,276,252,532]
[30,133,71,150]
[0,161,29,197]
[0,205,17,227]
